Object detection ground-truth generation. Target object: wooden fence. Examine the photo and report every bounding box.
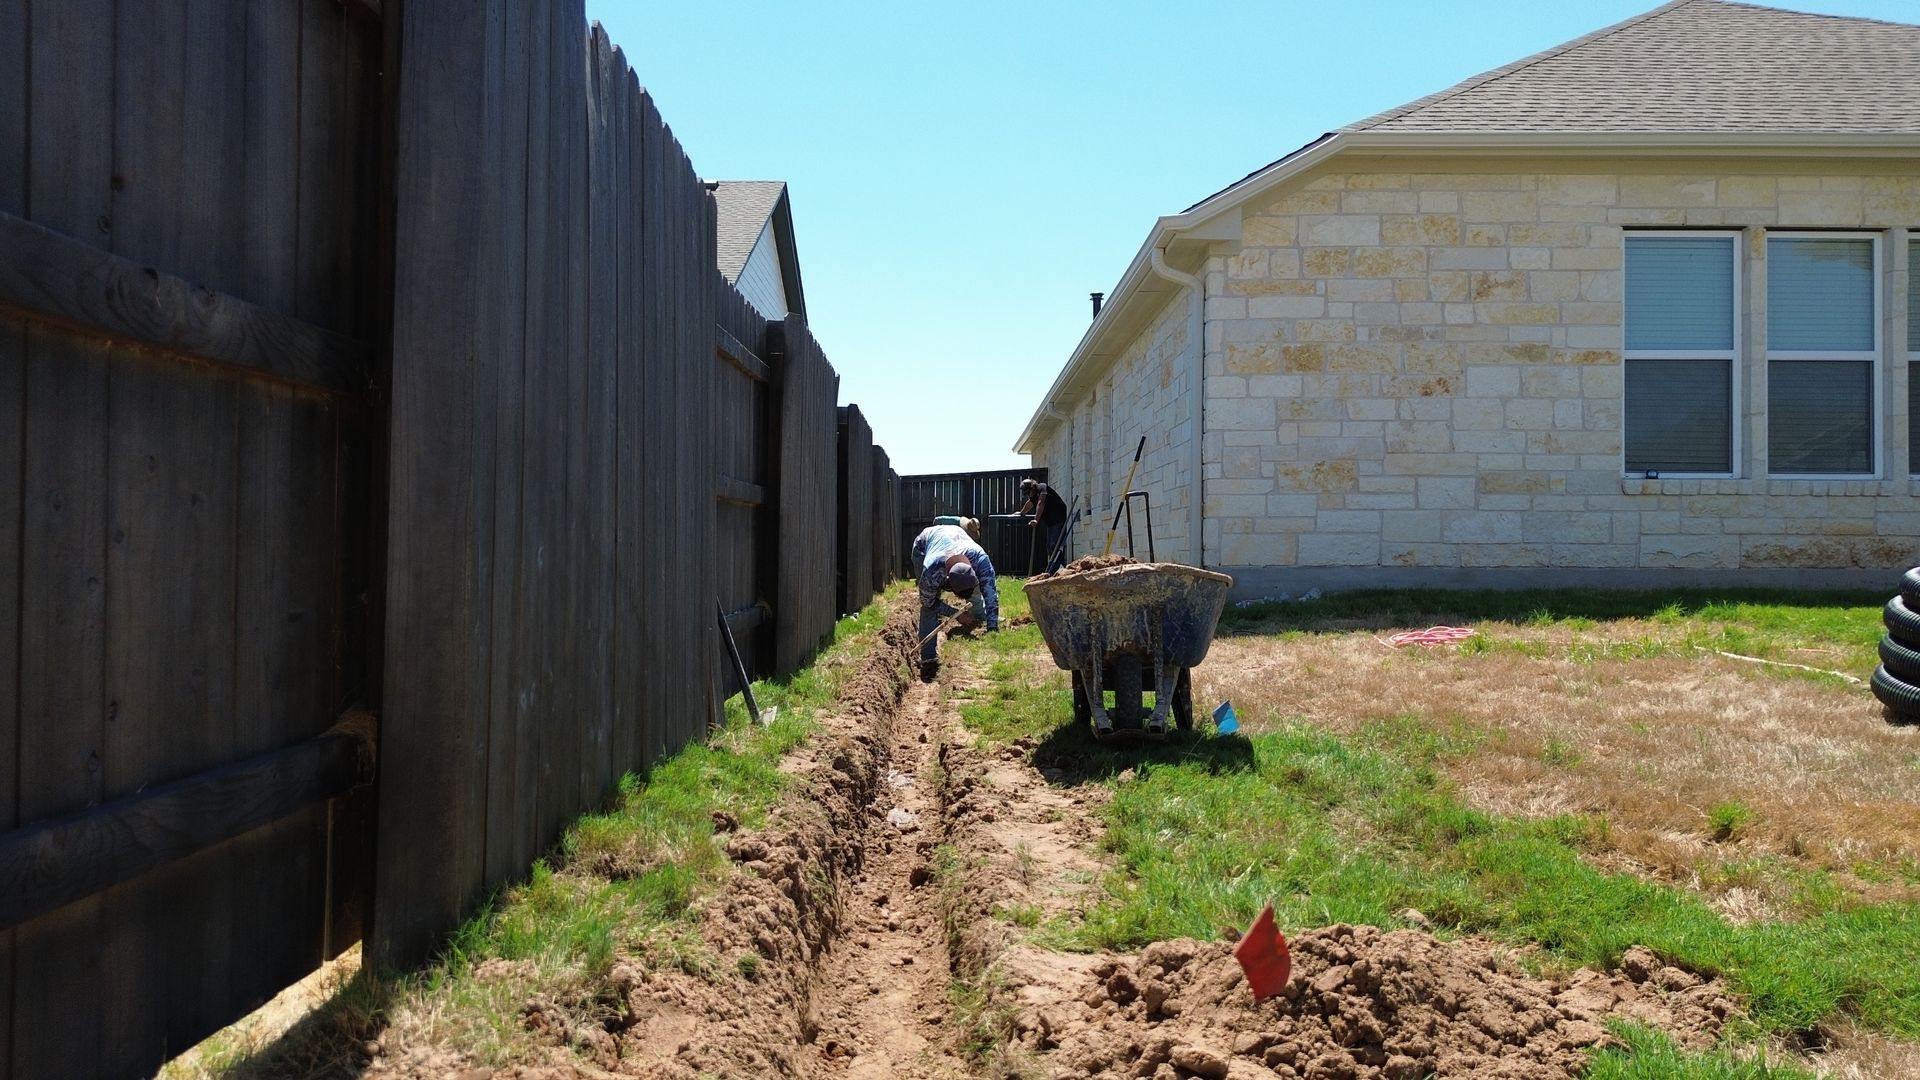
[872,447,900,598]
[0,2,899,1075]
[0,1,383,1074]
[838,406,875,616]
[899,468,1050,579]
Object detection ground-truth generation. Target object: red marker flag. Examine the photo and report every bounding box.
[1233,903,1291,1003]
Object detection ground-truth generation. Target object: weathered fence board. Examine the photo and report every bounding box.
[716,284,773,683]
[772,317,842,673]
[378,0,507,969]
[872,449,898,594]
[376,2,731,967]
[0,0,21,220]
[0,323,20,1067]
[838,405,876,615]
[2,1,380,1070]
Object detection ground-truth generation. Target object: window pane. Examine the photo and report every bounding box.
[1626,236,1734,351]
[1909,242,1919,353]
[1911,361,1920,475]
[1626,358,1731,473]
[1769,237,1874,352]
[1769,360,1872,474]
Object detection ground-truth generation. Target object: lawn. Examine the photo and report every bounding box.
[948,581,1920,1078]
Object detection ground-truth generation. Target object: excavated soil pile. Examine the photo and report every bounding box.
[1015,928,1734,1080]
[363,601,921,1080]
[1033,554,1140,579]
[614,601,920,1079]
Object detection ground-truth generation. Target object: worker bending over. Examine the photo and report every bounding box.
[911,522,999,675]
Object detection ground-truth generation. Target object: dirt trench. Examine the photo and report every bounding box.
[375,599,1748,1079]
[600,599,992,1080]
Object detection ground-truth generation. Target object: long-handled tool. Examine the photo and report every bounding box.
[916,605,982,651]
[1103,436,1147,556]
[1045,495,1085,572]
[716,599,761,725]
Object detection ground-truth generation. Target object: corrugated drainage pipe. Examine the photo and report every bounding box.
[1149,245,1205,567]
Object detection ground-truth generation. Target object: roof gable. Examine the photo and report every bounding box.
[1348,0,1920,135]
[711,180,806,318]
[712,180,787,282]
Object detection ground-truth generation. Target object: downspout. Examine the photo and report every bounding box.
[1149,245,1205,567]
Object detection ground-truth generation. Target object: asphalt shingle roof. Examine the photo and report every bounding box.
[711,180,786,284]
[1347,0,1920,135]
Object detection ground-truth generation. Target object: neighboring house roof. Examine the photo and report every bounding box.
[1016,0,1920,454]
[711,180,806,318]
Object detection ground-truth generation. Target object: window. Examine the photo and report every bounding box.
[1909,235,1919,476]
[1767,234,1879,477]
[1624,233,1738,476]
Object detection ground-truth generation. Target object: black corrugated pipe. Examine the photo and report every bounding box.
[1090,291,1104,318]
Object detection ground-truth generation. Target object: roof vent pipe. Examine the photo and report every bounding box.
[1090,292,1104,319]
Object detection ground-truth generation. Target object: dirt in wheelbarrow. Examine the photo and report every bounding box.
[1030,553,1139,579]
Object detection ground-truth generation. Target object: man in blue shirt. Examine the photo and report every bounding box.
[911,522,999,674]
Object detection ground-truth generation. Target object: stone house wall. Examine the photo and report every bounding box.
[1207,157,1920,580]
[1040,292,1196,565]
[1032,155,1920,586]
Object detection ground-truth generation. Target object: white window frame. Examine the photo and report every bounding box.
[1765,230,1882,480]
[1907,229,1919,478]
[1621,229,1742,480]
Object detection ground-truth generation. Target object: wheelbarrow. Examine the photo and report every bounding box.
[1025,561,1234,737]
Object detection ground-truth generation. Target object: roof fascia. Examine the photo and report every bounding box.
[770,188,805,318]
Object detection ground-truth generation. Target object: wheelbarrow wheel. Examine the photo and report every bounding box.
[1172,669,1193,731]
[1071,671,1091,727]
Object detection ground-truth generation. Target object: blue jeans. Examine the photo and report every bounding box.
[919,595,986,662]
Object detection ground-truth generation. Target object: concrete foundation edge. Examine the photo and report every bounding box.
[1219,564,1897,602]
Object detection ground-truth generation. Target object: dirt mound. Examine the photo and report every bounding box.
[1014,927,1735,1080]
[1033,554,1139,579]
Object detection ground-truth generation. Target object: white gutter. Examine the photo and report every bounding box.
[1148,245,1205,567]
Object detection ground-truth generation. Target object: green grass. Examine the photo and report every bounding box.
[1585,1022,1816,1079]
[1708,801,1757,842]
[947,587,1920,1057]
[1046,717,1920,1039]
[447,593,900,986]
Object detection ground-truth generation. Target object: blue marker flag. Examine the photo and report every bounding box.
[1212,700,1238,735]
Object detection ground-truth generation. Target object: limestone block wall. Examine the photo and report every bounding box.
[1038,292,1197,564]
[1201,157,1920,575]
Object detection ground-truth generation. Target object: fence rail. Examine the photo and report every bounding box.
[0,3,900,1075]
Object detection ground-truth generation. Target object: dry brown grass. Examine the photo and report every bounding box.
[1195,627,1920,911]
[1799,1020,1920,1079]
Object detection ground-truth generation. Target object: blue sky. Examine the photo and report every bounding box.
[588,0,1919,476]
